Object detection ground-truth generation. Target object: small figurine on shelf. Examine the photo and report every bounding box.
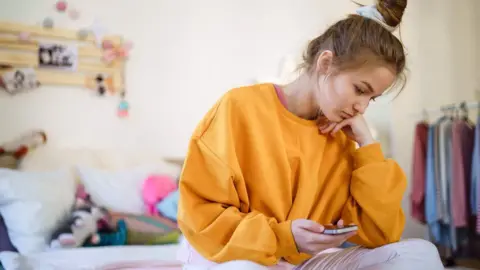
[117,90,129,118]
[117,100,129,118]
[85,73,115,96]
[102,40,133,64]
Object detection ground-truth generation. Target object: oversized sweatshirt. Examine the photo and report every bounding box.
[177,83,407,266]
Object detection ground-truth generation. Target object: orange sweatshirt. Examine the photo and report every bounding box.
[178,83,407,266]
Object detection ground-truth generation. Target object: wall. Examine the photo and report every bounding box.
[390,0,478,239]
[0,0,478,239]
[0,0,354,154]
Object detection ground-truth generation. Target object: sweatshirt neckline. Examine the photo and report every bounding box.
[270,84,318,128]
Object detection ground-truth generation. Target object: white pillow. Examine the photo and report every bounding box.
[76,164,180,214]
[0,168,76,254]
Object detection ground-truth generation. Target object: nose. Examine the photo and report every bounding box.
[353,100,369,115]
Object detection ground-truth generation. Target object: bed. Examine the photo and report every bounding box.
[0,147,185,270]
[0,244,182,270]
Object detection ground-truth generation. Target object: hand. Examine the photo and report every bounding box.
[291,219,356,255]
[317,115,375,147]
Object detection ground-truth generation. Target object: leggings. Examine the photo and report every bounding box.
[178,238,444,270]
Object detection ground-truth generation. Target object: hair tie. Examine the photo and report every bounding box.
[355,5,396,32]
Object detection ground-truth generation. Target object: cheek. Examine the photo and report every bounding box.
[328,77,352,107]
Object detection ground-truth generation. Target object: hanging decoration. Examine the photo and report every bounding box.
[77,28,89,40]
[0,68,40,95]
[0,15,131,118]
[85,73,116,96]
[38,43,78,71]
[18,32,31,42]
[102,41,132,64]
[90,20,108,48]
[117,93,129,118]
[43,17,54,29]
[68,9,80,20]
[55,1,68,12]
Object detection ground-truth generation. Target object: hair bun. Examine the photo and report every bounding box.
[376,0,407,27]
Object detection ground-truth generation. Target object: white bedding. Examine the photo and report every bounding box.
[0,244,180,270]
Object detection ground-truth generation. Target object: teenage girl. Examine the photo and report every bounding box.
[177,0,444,269]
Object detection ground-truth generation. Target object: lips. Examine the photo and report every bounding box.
[340,112,351,119]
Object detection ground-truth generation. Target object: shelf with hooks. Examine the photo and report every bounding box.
[0,20,127,91]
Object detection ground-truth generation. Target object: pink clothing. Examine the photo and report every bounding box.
[451,121,468,227]
[273,84,287,107]
[177,237,444,270]
[410,123,428,224]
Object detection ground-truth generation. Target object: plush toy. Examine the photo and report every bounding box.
[50,198,110,249]
[84,219,128,247]
[0,130,47,169]
[142,174,177,216]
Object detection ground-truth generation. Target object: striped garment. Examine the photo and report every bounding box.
[472,115,480,234]
[99,260,182,270]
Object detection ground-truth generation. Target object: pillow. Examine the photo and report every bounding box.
[76,165,179,215]
[108,212,180,245]
[0,168,76,254]
[0,215,17,252]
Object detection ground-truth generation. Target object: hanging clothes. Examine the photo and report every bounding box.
[416,104,480,260]
[474,115,480,233]
[451,120,474,228]
[411,122,429,224]
[425,124,440,242]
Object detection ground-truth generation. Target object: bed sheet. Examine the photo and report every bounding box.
[0,244,181,270]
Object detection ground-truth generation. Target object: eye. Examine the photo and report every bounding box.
[354,85,364,95]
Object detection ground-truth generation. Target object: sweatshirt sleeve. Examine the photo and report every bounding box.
[177,97,299,265]
[341,142,407,248]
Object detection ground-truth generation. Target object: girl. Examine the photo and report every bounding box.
[177,0,444,269]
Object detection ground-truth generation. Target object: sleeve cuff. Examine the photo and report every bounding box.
[272,220,299,258]
[353,143,385,169]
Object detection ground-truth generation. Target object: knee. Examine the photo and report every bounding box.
[399,238,443,265]
[402,238,439,255]
[212,260,268,270]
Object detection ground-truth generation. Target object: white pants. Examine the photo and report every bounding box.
[180,238,444,270]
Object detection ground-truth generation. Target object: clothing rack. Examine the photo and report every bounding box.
[410,100,480,268]
[424,101,479,114]
[410,101,479,121]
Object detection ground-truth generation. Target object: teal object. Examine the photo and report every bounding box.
[118,101,129,110]
[156,190,179,221]
[85,220,127,247]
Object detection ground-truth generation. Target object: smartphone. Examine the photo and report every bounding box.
[323,224,358,235]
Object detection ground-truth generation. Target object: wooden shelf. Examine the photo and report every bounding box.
[0,20,126,90]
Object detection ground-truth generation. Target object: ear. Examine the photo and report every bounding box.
[315,50,334,74]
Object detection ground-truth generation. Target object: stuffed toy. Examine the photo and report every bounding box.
[50,196,110,249]
[84,219,128,247]
[142,174,177,216]
[0,130,47,169]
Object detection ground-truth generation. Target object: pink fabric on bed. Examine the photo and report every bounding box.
[99,260,183,270]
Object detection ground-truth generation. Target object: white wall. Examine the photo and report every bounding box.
[0,0,357,155]
[0,0,478,239]
[390,0,478,238]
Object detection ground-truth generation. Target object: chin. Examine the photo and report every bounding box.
[323,111,343,123]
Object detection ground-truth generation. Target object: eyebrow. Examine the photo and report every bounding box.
[361,81,374,93]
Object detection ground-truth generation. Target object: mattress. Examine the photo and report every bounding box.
[0,244,181,270]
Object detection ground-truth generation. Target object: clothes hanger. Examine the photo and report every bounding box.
[421,109,429,124]
[459,101,475,126]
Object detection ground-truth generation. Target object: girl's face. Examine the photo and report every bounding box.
[312,51,396,123]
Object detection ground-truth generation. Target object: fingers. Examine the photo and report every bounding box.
[307,230,356,246]
[296,219,325,234]
[331,120,351,134]
[336,219,344,228]
[319,122,336,134]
